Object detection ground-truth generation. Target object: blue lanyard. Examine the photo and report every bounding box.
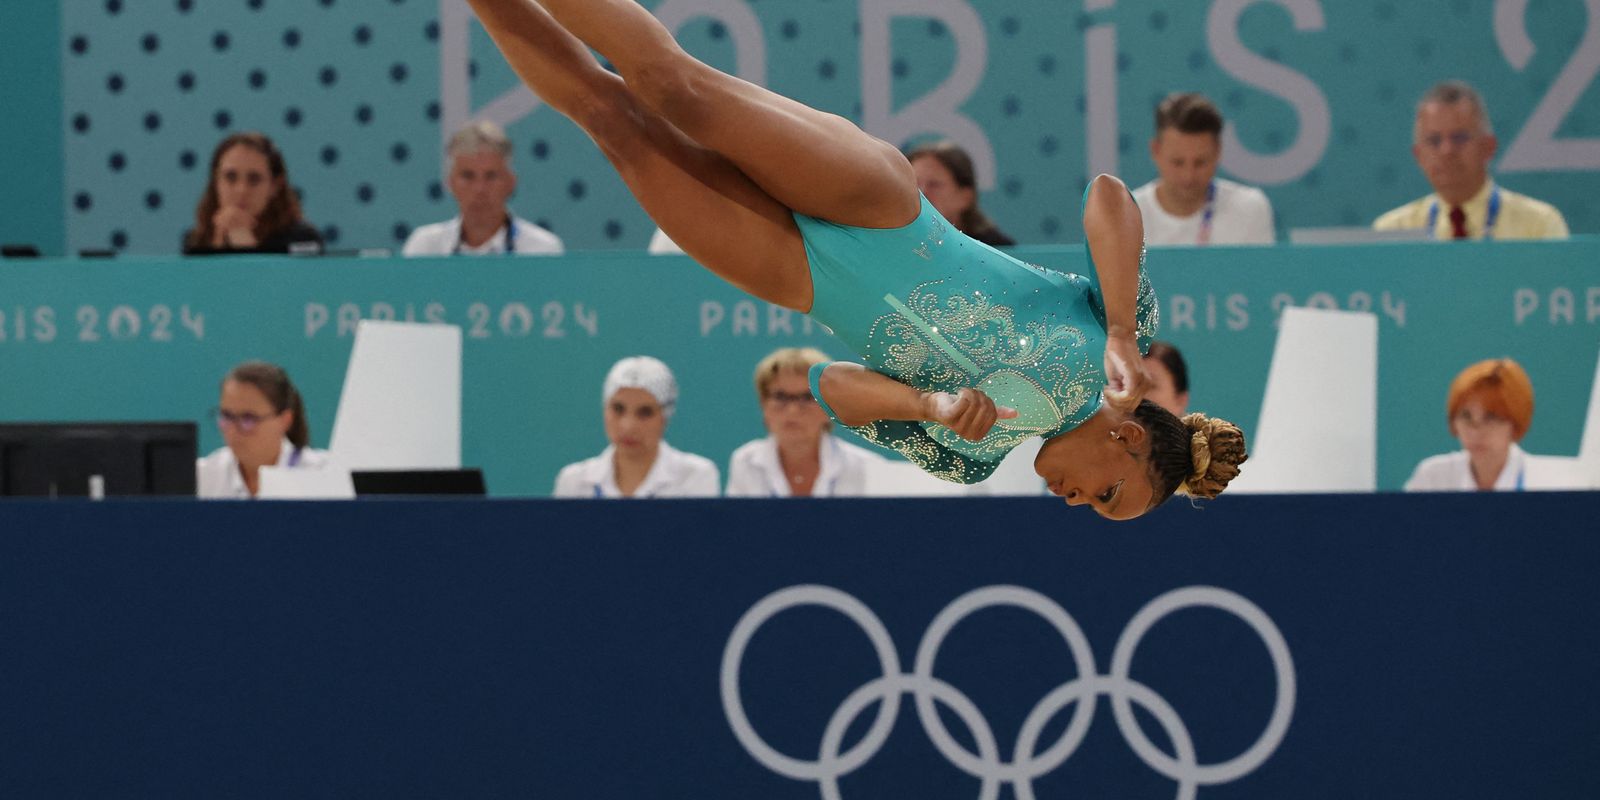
[1515,464,1525,492]
[1426,186,1500,240]
[287,447,302,467]
[1196,182,1217,245]
[454,215,517,255]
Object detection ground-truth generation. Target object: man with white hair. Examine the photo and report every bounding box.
[552,356,720,498]
[1374,80,1568,240]
[403,120,565,256]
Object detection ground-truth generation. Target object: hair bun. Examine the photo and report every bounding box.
[1177,413,1247,499]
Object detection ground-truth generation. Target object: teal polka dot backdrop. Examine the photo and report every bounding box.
[59,0,1600,255]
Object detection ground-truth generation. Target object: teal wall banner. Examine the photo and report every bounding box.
[0,2,63,255]
[2,242,1595,494]
[18,0,1600,257]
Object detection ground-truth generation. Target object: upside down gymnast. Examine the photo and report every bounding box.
[465,0,1247,519]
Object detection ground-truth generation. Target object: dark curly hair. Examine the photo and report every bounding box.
[1135,400,1247,505]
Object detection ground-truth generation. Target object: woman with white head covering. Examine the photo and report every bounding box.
[552,356,720,498]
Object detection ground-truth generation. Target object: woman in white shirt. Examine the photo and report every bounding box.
[196,361,331,499]
[1405,358,1581,492]
[553,356,720,498]
[726,347,884,497]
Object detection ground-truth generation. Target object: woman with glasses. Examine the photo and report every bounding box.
[196,361,330,499]
[553,356,720,498]
[467,0,1247,519]
[1404,358,1586,492]
[726,348,884,498]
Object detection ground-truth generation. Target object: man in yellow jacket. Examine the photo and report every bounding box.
[1374,81,1568,241]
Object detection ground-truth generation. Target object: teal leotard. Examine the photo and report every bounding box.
[801,194,1157,484]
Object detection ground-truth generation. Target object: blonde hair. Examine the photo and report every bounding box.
[752,347,831,400]
[1136,401,1247,504]
[1175,413,1247,500]
[1446,358,1533,440]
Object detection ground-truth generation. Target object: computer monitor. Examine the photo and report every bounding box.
[0,422,198,497]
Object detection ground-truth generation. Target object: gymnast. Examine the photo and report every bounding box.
[465,0,1246,519]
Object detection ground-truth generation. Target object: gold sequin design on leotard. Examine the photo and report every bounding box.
[848,421,979,483]
[856,279,1104,462]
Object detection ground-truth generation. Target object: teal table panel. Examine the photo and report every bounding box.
[0,239,1596,494]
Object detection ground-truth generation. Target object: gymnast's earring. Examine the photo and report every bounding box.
[1110,431,1121,441]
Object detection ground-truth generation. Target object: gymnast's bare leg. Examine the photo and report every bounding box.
[464,0,922,311]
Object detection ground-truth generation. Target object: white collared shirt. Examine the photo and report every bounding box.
[1403,443,1589,492]
[1132,177,1276,246]
[401,215,565,256]
[552,441,720,498]
[196,440,332,499]
[725,435,885,497]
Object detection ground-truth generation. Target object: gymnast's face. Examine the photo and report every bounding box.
[1034,419,1156,521]
[604,388,667,457]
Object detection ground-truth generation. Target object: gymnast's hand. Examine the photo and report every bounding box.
[1101,333,1149,414]
[925,388,1018,442]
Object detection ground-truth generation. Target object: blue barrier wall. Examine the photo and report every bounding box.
[6,0,1599,256]
[2,241,1597,494]
[1,493,1597,797]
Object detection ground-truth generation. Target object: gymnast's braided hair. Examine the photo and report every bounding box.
[1135,400,1247,505]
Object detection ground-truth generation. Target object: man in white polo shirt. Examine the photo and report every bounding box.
[1132,93,1275,247]
[403,120,565,256]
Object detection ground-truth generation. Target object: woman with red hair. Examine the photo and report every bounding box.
[1404,358,1578,491]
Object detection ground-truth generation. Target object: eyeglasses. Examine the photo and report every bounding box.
[1452,410,1510,430]
[1419,131,1477,151]
[212,408,269,433]
[763,390,816,409]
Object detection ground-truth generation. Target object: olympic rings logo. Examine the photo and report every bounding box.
[721,585,1296,799]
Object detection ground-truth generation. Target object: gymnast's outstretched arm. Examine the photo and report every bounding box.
[1082,174,1151,412]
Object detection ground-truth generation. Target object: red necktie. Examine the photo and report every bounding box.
[1448,206,1469,239]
